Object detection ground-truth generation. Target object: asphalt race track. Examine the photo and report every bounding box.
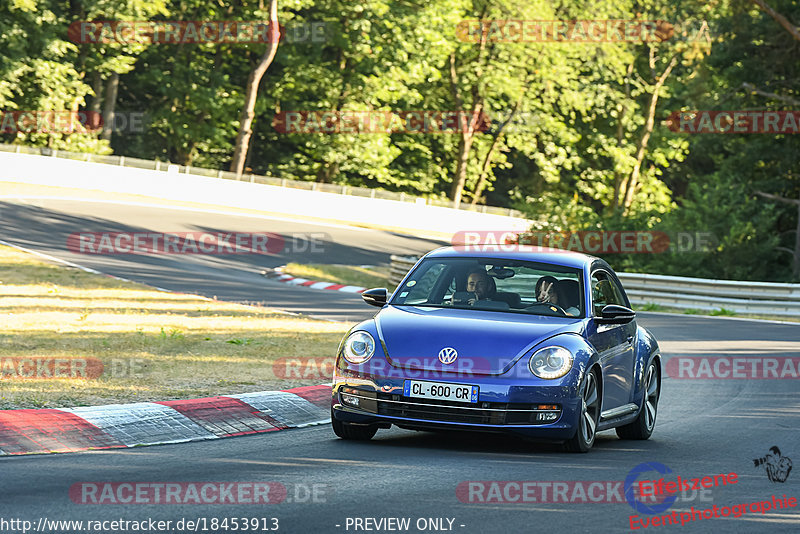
[1,198,799,533]
[0,198,444,322]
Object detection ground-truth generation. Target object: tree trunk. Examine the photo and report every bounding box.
[101,72,119,142]
[451,128,475,206]
[612,61,635,211]
[755,190,800,279]
[795,197,800,278]
[620,53,678,213]
[230,0,280,176]
[89,72,103,115]
[448,51,485,207]
[470,98,521,205]
[752,0,800,41]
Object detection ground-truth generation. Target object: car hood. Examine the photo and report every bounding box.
[375,305,583,375]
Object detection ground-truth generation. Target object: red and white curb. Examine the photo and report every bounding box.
[262,266,366,293]
[0,385,331,456]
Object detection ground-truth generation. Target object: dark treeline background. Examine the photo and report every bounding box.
[1,0,798,281]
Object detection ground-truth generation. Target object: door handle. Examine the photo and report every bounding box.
[626,335,634,344]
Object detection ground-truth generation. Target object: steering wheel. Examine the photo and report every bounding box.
[524,301,568,316]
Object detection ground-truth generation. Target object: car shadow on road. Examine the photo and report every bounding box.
[331,427,660,457]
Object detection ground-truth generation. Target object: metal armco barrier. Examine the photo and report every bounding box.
[390,255,419,287]
[618,273,800,317]
[389,256,800,317]
[0,143,520,217]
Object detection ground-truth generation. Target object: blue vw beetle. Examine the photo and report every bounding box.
[331,246,661,452]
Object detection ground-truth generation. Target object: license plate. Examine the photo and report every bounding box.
[404,380,479,403]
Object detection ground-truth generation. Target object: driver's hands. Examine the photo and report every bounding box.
[466,292,479,305]
[538,281,556,303]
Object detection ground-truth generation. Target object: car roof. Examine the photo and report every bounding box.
[423,246,600,270]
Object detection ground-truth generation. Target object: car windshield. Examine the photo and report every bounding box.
[390,257,584,318]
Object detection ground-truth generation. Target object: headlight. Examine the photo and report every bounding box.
[528,346,573,379]
[342,331,375,364]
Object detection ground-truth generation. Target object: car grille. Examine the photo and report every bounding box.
[339,389,560,426]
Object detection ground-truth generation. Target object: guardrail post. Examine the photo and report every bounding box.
[118,155,124,166]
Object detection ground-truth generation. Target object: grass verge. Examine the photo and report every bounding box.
[281,262,392,290]
[0,245,348,409]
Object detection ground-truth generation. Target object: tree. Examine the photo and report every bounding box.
[230,0,280,176]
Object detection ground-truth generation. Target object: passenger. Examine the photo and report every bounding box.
[536,276,579,316]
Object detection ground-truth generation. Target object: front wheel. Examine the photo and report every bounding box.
[331,409,378,441]
[564,370,600,453]
[616,362,659,440]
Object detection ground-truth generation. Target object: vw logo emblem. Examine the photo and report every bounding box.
[438,347,458,364]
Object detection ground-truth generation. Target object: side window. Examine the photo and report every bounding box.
[591,271,625,315]
[403,263,446,302]
[444,276,457,302]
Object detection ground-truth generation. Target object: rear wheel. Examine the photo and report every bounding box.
[564,370,600,453]
[616,362,659,440]
[331,409,378,441]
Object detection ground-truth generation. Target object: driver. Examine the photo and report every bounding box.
[466,269,496,305]
[536,276,579,316]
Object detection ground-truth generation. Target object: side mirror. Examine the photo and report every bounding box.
[597,304,636,324]
[362,288,388,307]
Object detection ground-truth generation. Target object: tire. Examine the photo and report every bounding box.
[331,409,378,441]
[616,362,659,440]
[564,370,601,453]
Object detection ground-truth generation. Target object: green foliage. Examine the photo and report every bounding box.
[1,0,797,280]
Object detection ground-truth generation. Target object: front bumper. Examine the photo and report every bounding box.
[331,373,583,440]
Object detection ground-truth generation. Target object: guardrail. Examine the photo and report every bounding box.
[0,143,521,217]
[617,273,800,317]
[389,255,800,317]
[389,255,420,287]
